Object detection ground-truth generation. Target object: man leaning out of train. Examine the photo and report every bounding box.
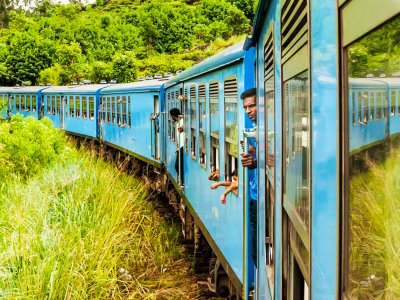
[170,108,184,187]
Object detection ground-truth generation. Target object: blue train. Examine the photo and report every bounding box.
[1,1,400,299]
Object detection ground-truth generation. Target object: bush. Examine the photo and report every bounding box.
[0,115,66,181]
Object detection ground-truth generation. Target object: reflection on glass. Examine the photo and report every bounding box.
[283,71,310,232]
[265,78,275,183]
[347,16,400,299]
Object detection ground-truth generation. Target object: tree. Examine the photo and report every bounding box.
[111,52,138,83]
[5,32,56,85]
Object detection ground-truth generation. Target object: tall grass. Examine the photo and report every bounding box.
[0,117,196,299]
[349,147,400,299]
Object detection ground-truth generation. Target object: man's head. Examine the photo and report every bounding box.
[241,88,257,121]
[169,108,181,121]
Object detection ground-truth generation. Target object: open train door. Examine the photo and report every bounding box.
[150,95,160,160]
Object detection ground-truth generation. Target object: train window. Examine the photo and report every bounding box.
[344,14,400,299]
[26,95,31,111]
[190,85,197,159]
[111,96,116,123]
[224,78,238,180]
[69,96,74,117]
[128,96,131,127]
[175,90,180,145]
[171,92,176,142]
[101,96,106,122]
[199,84,206,167]
[167,92,171,139]
[281,0,310,294]
[184,88,189,153]
[46,96,50,114]
[21,95,25,111]
[32,95,36,112]
[56,96,60,115]
[116,96,121,125]
[209,82,219,173]
[391,90,396,115]
[15,95,20,110]
[75,96,81,118]
[82,96,87,119]
[121,96,127,126]
[8,95,13,110]
[89,96,94,120]
[106,96,110,123]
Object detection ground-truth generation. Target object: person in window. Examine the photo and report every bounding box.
[240,88,258,266]
[149,112,160,132]
[170,108,184,187]
[210,169,238,205]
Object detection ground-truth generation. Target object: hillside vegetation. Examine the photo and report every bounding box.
[0,116,200,299]
[0,0,257,86]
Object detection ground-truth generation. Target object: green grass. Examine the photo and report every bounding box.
[0,117,197,299]
[349,146,400,299]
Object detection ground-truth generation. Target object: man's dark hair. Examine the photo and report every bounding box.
[240,88,256,100]
[170,108,181,118]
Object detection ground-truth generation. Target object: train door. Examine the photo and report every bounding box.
[281,0,310,299]
[264,24,276,296]
[341,2,400,298]
[152,95,160,160]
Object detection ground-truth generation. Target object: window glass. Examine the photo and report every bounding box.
[346,16,400,299]
[122,96,127,125]
[210,82,220,172]
[16,95,20,110]
[184,88,188,153]
[190,86,197,158]
[69,96,74,117]
[89,96,94,120]
[224,78,238,179]
[128,96,131,127]
[199,84,206,165]
[75,96,81,118]
[283,71,309,229]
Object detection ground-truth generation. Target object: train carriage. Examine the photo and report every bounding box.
[250,0,400,299]
[0,86,48,119]
[41,85,108,138]
[99,80,165,167]
[163,41,255,297]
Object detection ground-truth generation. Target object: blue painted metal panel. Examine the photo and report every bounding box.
[310,0,339,299]
[100,91,161,165]
[165,61,248,288]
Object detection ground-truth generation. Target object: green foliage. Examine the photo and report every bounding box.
[0,115,66,181]
[5,32,56,85]
[111,52,138,83]
[0,131,196,298]
[349,146,400,299]
[0,0,252,86]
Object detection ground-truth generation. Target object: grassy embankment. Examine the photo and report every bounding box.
[349,146,400,299]
[0,116,196,299]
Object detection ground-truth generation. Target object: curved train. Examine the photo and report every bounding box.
[1,1,400,299]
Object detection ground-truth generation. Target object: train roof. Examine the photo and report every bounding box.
[100,79,164,94]
[41,84,109,94]
[0,86,49,94]
[164,41,246,88]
